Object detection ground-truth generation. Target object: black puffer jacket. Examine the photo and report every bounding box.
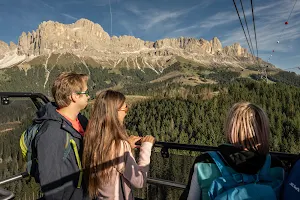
[180,144,284,200]
[34,102,88,200]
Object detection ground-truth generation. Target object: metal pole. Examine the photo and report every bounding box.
[147,178,186,189]
[0,172,28,186]
[0,187,14,200]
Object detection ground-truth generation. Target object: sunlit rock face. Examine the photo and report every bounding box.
[0,18,271,69]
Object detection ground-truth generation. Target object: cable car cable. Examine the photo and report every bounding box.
[250,0,259,65]
[239,0,255,56]
[232,0,254,59]
[267,0,298,63]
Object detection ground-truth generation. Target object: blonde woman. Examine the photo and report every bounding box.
[180,102,284,200]
[83,90,155,200]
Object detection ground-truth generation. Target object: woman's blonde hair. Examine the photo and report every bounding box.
[82,90,128,198]
[224,102,270,155]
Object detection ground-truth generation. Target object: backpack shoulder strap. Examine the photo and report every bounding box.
[290,154,300,169]
[208,151,265,186]
[66,132,83,189]
[33,120,50,145]
[258,154,272,180]
[208,151,232,178]
[63,132,71,160]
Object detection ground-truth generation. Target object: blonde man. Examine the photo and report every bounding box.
[181,102,284,200]
[35,72,90,200]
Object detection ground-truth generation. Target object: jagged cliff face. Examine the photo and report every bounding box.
[0,18,268,70]
[0,41,9,60]
[17,19,111,56]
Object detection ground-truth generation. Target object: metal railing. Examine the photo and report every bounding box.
[0,173,28,186]
[0,187,14,200]
[154,141,298,162]
[147,178,186,189]
[0,92,50,109]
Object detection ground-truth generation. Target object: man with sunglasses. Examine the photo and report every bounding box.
[34,72,90,200]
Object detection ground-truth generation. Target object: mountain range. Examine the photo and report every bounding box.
[0,18,273,73]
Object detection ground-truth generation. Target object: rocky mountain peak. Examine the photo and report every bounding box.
[0,18,272,70]
[211,37,222,51]
[223,43,248,57]
[0,41,9,59]
[9,42,17,51]
[0,40,9,52]
[0,40,17,58]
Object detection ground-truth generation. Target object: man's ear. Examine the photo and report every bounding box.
[70,93,78,103]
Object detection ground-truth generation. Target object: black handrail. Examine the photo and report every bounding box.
[154,141,298,162]
[0,92,50,103]
[147,178,186,189]
[0,92,50,109]
[0,187,14,200]
[0,172,28,186]
[0,172,186,189]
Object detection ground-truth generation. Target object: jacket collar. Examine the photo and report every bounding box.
[36,102,87,139]
[61,120,83,139]
[218,144,266,174]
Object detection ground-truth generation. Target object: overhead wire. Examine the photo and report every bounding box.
[266,0,298,63]
[249,0,268,81]
[287,0,298,24]
[239,0,255,57]
[250,0,259,65]
[283,66,300,71]
[232,0,260,74]
[232,0,255,58]
[109,0,113,36]
[233,0,299,76]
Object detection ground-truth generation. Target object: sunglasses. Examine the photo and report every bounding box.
[76,90,89,97]
[118,104,129,113]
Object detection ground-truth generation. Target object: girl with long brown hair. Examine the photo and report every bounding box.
[83,90,155,200]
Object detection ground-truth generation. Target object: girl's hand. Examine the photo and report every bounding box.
[127,135,142,149]
[141,135,155,144]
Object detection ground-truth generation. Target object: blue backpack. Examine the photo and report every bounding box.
[282,156,300,200]
[206,151,284,200]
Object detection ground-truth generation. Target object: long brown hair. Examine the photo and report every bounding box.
[224,102,270,155]
[83,90,128,198]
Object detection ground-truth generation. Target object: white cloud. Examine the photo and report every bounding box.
[125,4,201,31]
[61,13,78,21]
[164,25,201,38]
[125,4,142,16]
[142,7,197,30]
[40,1,55,10]
[173,25,198,33]
[119,20,133,35]
[94,0,121,7]
[200,2,280,29]
[121,1,216,39]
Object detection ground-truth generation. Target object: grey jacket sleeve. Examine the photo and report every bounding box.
[36,122,65,200]
[187,164,202,200]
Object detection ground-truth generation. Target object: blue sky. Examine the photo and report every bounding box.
[1,0,300,72]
